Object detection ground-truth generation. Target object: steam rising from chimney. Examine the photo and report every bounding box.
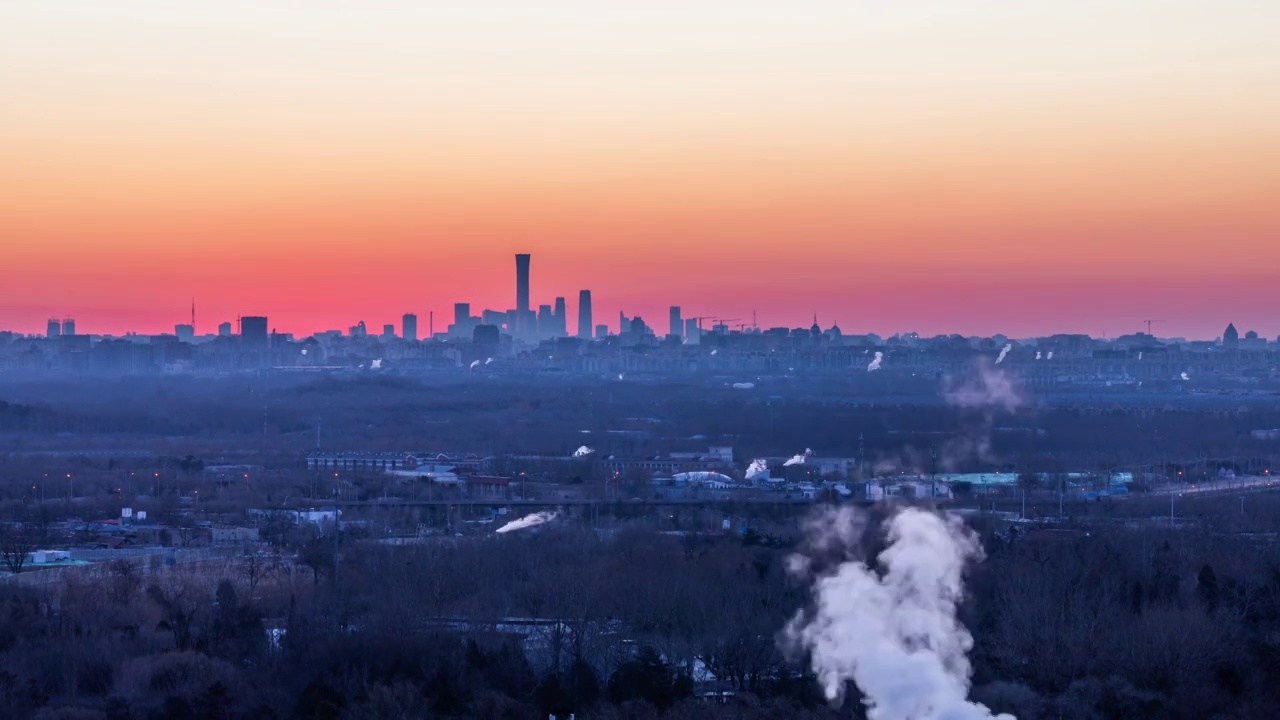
[994,344,1012,365]
[1181,371,1190,381]
[1034,351,1041,360]
[572,445,594,458]
[783,506,1014,720]
[370,358,383,370]
[1046,351,1053,360]
[867,352,884,372]
[469,360,480,369]
[496,511,557,534]
[746,459,770,481]
[485,357,494,364]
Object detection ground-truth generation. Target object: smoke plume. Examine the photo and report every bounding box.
[746,459,770,481]
[1181,371,1190,381]
[1034,351,1041,360]
[994,344,1012,365]
[485,357,494,365]
[868,352,884,372]
[943,360,1024,413]
[1046,351,1053,360]
[469,360,480,369]
[370,358,383,370]
[732,382,756,389]
[496,511,557,534]
[783,506,1014,720]
[572,445,594,458]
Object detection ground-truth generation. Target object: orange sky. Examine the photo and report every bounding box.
[2,2,1278,339]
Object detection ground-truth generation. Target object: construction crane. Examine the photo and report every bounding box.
[686,316,717,330]
[1143,320,1164,335]
[710,318,739,335]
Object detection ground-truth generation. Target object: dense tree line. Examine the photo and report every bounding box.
[1,508,1280,718]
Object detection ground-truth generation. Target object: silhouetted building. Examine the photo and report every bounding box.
[241,316,268,349]
[473,324,500,345]
[515,253,530,333]
[595,324,608,338]
[218,322,232,337]
[553,297,568,337]
[1224,323,1239,350]
[684,318,699,343]
[382,324,395,339]
[349,321,368,338]
[46,319,61,339]
[454,303,470,327]
[578,290,593,339]
[670,306,683,338]
[402,313,418,342]
[61,319,75,336]
[537,304,553,336]
[175,324,194,342]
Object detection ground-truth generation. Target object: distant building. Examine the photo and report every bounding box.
[516,253,531,334]
[537,304,553,336]
[381,324,396,339]
[349,321,368,338]
[1224,323,1239,350]
[684,318,699,343]
[46,319,61,338]
[553,297,568,337]
[61,318,76,336]
[217,321,233,337]
[595,324,608,339]
[402,313,418,342]
[670,306,683,338]
[578,290,593,339]
[473,324,500,345]
[241,316,268,349]
[174,324,195,342]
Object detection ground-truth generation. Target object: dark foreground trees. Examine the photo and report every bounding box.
[1,517,1280,719]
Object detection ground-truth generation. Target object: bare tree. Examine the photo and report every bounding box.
[239,552,280,600]
[0,514,47,575]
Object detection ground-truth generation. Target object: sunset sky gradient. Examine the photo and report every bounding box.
[3,1,1278,339]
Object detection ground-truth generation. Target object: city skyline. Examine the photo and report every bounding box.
[3,2,1279,339]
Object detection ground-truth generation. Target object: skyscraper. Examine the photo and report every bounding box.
[218,321,232,337]
[553,297,567,337]
[577,290,593,339]
[454,303,471,327]
[669,306,683,338]
[46,319,61,338]
[381,324,396,339]
[61,318,76,336]
[537,304,553,336]
[515,253,530,334]
[402,313,418,342]
[241,316,268,349]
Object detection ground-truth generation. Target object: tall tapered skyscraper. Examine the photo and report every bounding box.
[515,253,530,334]
[578,290,593,339]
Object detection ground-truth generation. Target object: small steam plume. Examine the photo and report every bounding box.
[994,344,1012,365]
[944,360,1024,413]
[301,348,309,356]
[711,349,719,355]
[732,382,755,389]
[745,458,770,481]
[572,445,594,458]
[867,351,884,372]
[783,506,1014,720]
[1181,371,1190,381]
[485,357,494,365]
[1046,351,1053,360]
[370,358,383,370]
[496,511,557,534]
[1137,351,1143,360]
[469,360,480,369]
[618,373,625,380]
[783,448,813,467]
[1034,351,1041,360]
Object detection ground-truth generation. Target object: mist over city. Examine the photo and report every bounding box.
[4,2,1280,720]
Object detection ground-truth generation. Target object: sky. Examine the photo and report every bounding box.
[2,1,1278,340]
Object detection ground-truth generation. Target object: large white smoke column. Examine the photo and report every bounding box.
[572,445,594,458]
[994,344,1012,365]
[496,511,557,534]
[784,506,1014,720]
[868,352,884,372]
